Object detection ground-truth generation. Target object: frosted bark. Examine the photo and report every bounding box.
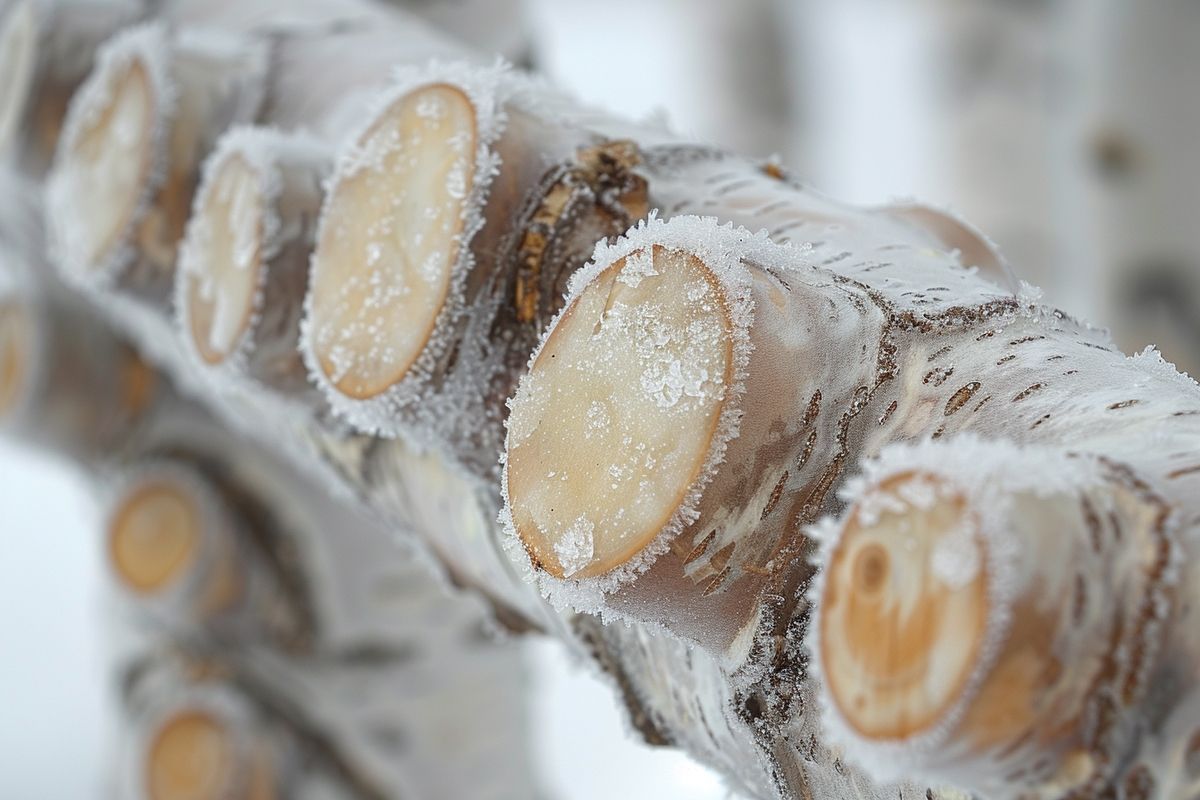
[11,1,1200,798]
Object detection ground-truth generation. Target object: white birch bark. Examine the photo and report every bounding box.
[11,1,1200,798]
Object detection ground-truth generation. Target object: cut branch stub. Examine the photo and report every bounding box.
[47,23,266,298]
[106,465,247,622]
[506,244,734,579]
[0,0,143,176]
[109,477,204,595]
[814,441,1181,797]
[50,48,156,281]
[146,709,239,800]
[139,692,283,800]
[183,152,265,366]
[306,82,478,405]
[504,214,892,655]
[302,63,627,449]
[178,127,328,392]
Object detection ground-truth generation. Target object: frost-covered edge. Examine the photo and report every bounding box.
[299,59,514,438]
[499,214,817,617]
[176,125,330,394]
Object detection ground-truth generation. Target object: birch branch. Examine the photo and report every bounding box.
[17,1,1200,798]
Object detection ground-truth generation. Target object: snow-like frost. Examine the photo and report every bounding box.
[1129,344,1198,390]
[553,517,594,578]
[930,520,983,590]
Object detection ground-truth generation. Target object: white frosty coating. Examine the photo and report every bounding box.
[501,214,818,618]
[102,459,233,613]
[176,125,330,389]
[806,434,1109,784]
[0,0,37,156]
[299,59,513,438]
[45,21,176,290]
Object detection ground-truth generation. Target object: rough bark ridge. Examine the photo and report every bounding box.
[4,0,1199,797]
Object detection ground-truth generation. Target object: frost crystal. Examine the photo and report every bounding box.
[584,400,609,437]
[931,522,982,589]
[615,246,658,288]
[554,517,595,577]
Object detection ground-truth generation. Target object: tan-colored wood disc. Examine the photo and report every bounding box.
[108,479,202,594]
[145,709,235,800]
[308,83,476,399]
[819,472,990,740]
[506,245,733,579]
[57,57,155,272]
[184,153,265,364]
